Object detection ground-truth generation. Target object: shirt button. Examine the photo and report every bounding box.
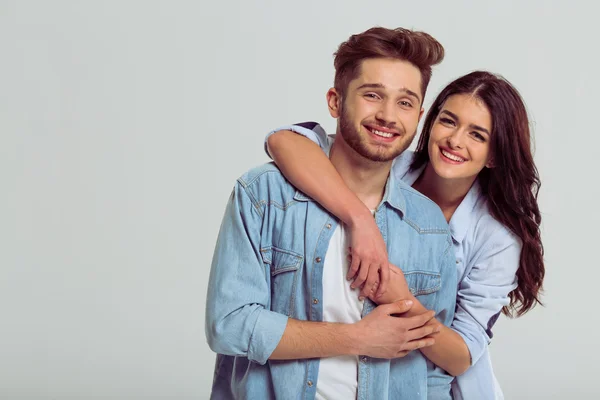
[456,259,460,264]
[315,257,322,263]
[361,356,368,363]
[307,380,313,387]
[313,298,319,304]
[326,223,332,229]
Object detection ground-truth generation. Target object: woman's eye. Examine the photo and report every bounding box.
[440,118,455,126]
[471,132,485,141]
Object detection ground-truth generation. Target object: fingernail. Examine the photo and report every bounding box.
[405,300,413,306]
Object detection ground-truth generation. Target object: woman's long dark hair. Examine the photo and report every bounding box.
[412,71,544,317]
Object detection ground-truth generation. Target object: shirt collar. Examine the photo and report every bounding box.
[393,158,482,244]
[379,169,407,216]
[294,167,407,216]
[447,180,482,244]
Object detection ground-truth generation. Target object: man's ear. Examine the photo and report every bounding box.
[418,107,425,122]
[326,88,341,118]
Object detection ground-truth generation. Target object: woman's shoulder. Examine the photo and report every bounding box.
[464,196,522,255]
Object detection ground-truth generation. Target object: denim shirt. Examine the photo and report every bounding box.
[206,162,457,400]
[266,123,522,400]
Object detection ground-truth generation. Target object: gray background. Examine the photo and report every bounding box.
[2,0,597,399]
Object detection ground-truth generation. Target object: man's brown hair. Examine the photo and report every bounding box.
[333,27,445,103]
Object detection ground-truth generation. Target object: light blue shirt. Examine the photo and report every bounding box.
[206,161,457,399]
[266,123,521,400]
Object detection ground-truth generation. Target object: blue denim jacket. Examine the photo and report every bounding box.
[266,122,523,400]
[206,162,457,400]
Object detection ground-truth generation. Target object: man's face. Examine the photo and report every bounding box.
[328,58,424,162]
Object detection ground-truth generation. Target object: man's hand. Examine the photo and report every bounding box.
[346,214,389,300]
[368,263,411,305]
[353,300,439,358]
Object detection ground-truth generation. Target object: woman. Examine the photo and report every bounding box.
[264,71,545,399]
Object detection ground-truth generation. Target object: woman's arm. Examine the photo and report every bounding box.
[450,226,521,370]
[371,264,471,376]
[410,299,471,376]
[267,130,390,298]
[375,225,522,376]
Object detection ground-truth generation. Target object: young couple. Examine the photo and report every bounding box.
[206,26,544,399]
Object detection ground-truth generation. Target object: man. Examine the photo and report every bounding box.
[206,27,457,399]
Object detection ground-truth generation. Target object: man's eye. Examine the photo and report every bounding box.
[399,101,413,108]
[365,93,379,99]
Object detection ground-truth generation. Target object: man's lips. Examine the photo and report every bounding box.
[364,125,401,140]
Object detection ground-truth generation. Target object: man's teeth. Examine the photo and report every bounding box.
[441,149,466,162]
[372,129,393,138]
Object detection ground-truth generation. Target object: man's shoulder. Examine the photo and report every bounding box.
[395,182,448,233]
[237,162,286,188]
[236,162,300,206]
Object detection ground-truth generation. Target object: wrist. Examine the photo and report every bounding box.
[344,323,365,356]
[347,207,376,229]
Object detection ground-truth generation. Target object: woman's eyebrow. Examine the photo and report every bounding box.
[440,109,490,135]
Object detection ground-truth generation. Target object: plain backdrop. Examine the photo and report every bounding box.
[2,1,598,399]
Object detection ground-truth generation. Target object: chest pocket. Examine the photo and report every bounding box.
[261,247,303,317]
[405,271,441,310]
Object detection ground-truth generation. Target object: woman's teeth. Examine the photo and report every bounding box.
[441,149,466,162]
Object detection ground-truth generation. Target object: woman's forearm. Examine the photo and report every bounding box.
[267,130,371,225]
[409,297,471,376]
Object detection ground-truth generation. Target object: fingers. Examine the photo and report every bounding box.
[407,322,441,341]
[375,263,389,298]
[388,263,401,274]
[351,262,369,290]
[347,251,361,281]
[359,264,380,299]
[403,310,436,329]
[383,299,414,315]
[396,337,436,356]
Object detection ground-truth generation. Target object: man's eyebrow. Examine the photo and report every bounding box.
[356,83,421,103]
[440,110,491,135]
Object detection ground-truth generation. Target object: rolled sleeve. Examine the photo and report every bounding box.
[205,182,288,365]
[264,122,331,158]
[248,310,289,364]
[451,229,521,365]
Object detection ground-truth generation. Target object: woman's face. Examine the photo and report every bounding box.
[427,94,493,183]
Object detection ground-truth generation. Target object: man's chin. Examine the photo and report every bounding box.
[362,150,400,163]
[363,146,406,163]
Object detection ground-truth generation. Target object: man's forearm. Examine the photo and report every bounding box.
[270,318,361,360]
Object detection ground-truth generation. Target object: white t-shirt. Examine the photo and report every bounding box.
[315,223,365,400]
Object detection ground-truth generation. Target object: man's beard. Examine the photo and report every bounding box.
[338,106,414,162]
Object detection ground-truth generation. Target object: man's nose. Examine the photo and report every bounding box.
[375,100,397,126]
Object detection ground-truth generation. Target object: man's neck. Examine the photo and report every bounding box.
[412,163,475,222]
[329,135,392,210]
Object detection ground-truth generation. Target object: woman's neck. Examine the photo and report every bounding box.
[412,163,476,222]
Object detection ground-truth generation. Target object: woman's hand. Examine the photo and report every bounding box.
[369,263,412,305]
[347,214,390,300]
